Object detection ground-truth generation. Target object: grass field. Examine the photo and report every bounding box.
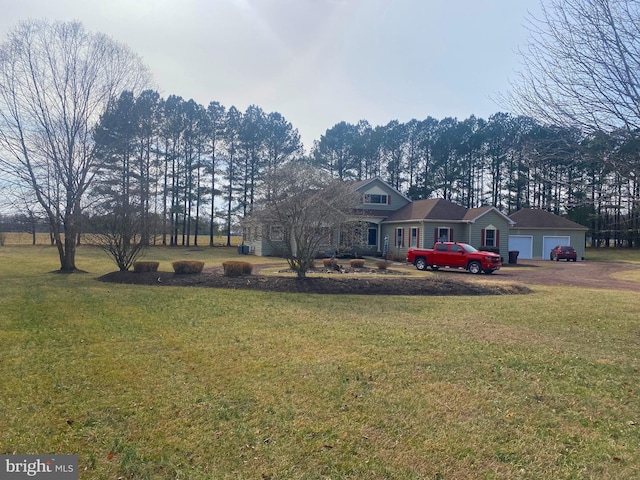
[1,245,639,479]
[0,232,243,247]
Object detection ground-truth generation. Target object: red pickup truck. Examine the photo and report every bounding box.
[406,242,502,274]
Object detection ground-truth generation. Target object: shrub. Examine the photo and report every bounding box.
[349,259,365,268]
[172,260,204,274]
[376,261,388,270]
[322,258,339,268]
[133,261,159,273]
[222,261,253,277]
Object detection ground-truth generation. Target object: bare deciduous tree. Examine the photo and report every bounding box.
[0,20,150,271]
[247,164,362,278]
[506,0,640,135]
[89,205,149,272]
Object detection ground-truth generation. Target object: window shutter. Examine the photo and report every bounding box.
[434,228,438,245]
[449,229,453,241]
[417,229,420,248]
[496,230,500,247]
[388,195,391,205]
[481,229,485,246]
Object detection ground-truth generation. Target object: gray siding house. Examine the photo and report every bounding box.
[243,177,588,260]
[380,199,514,260]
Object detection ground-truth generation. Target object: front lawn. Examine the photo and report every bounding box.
[1,246,639,479]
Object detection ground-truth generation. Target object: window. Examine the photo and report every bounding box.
[367,227,377,246]
[437,227,450,242]
[436,244,448,252]
[410,227,418,247]
[450,244,461,253]
[269,225,283,241]
[483,227,499,247]
[363,193,388,205]
[395,228,404,247]
[485,229,495,247]
[320,227,331,243]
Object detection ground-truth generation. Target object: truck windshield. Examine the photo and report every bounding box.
[462,244,478,253]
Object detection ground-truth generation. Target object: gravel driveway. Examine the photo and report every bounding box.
[482,260,639,291]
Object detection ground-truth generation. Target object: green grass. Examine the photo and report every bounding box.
[1,245,639,479]
[586,246,640,263]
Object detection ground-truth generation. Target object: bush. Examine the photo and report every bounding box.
[322,258,339,268]
[133,261,159,273]
[172,260,204,274]
[222,261,253,277]
[376,261,388,270]
[349,259,365,268]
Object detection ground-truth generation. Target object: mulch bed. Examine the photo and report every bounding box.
[97,270,532,296]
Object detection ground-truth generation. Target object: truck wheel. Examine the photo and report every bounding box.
[468,261,482,274]
[415,257,427,271]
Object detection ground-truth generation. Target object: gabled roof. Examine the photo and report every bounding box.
[465,206,515,225]
[509,208,588,230]
[382,198,514,224]
[350,177,412,203]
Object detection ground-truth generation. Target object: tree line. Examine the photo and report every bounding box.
[310,114,640,247]
[5,93,640,250]
[90,95,640,250]
[90,90,303,248]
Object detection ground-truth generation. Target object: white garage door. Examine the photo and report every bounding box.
[542,236,571,260]
[508,236,533,259]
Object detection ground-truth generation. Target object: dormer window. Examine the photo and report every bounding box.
[363,193,388,205]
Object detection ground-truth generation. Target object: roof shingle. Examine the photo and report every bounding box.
[509,208,588,230]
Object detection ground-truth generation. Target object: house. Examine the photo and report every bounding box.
[508,208,588,260]
[348,178,413,256]
[380,198,514,260]
[243,177,588,260]
[242,177,412,257]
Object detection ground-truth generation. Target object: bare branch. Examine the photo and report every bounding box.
[0,20,151,270]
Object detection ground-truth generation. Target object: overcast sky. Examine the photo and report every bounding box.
[0,0,541,151]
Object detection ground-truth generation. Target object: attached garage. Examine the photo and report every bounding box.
[509,209,588,260]
[508,235,533,259]
[542,236,571,260]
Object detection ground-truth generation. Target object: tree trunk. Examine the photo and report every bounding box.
[60,232,77,271]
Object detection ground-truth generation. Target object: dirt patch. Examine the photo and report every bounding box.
[97,269,532,296]
[488,260,640,291]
